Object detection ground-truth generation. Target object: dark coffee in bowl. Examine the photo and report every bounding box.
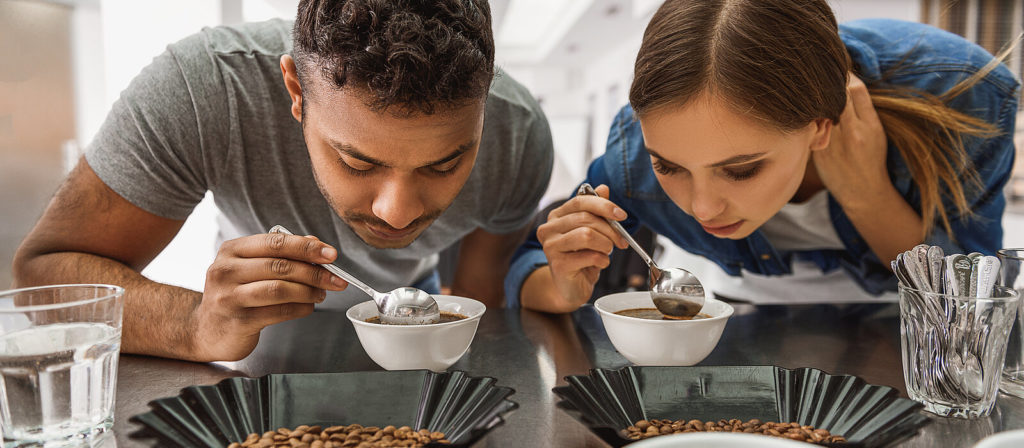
[365,311,467,325]
[614,308,709,320]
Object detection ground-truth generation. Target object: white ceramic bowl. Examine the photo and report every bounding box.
[628,432,815,447]
[594,292,734,366]
[346,295,485,371]
[973,430,1024,448]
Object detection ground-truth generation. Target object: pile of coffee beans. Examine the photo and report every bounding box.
[625,419,847,445]
[227,424,450,448]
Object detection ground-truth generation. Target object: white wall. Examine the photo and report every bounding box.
[829,0,920,23]
[70,0,224,291]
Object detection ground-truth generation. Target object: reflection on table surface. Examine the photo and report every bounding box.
[113,302,1024,447]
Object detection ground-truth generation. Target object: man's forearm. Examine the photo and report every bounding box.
[14,251,204,360]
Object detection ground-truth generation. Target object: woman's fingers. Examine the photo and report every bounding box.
[847,74,879,123]
[538,210,627,249]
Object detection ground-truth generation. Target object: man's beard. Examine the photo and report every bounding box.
[312,172,447,249]
[340,209,444,249]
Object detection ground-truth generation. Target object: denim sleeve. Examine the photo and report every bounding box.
[925,91,1019,255]
[503,158,618,307]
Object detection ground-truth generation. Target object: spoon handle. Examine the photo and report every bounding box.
[577,183,658,269]
[267,225,378,297]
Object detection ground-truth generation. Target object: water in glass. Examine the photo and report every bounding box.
[0,323,120,443]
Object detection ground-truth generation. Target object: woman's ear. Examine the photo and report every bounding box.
[809,118,833,152]
[280,54,303,122]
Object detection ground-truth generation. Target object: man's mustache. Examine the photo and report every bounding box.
[343,209,444,232]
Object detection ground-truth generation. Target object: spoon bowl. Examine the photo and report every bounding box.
[652,268,705,318]
[379,287,441,325]
[269,225,441,325]
[577,184,705,318]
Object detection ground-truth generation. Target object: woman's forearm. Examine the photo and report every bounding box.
[837,183,923,269]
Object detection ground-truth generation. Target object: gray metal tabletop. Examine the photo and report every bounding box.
[112,302,1024,447]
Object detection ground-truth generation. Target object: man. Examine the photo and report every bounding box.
[12,0,553,362]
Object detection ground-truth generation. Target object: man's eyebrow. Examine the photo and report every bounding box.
[330,142,390,167]
[426,140,476,166]
[328,140,476,167]
[646,147,766,168]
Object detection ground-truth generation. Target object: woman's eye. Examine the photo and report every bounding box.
[652,159,681,175]
[723,164,762,181]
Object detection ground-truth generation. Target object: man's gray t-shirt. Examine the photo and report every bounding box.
[85,19,553,309]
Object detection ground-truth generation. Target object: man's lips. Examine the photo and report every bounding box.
[700,220,744,236]
[365,224,417,240]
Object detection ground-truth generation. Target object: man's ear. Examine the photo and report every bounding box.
[809,118,833,152]
[280,54,303,122]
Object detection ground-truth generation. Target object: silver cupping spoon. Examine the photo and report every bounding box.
[576,184,706,318]
[268,225,440,325]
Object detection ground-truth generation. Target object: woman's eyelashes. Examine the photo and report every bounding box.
[722,163,762,181]
[652,158,763,181]
[652,158,683,175]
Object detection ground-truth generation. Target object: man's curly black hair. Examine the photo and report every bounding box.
[293,0,494,116]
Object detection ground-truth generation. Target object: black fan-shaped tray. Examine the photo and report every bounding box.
[129,370,517,447]
[553,365,930,447]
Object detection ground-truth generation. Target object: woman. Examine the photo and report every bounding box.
[504,0,1020,312]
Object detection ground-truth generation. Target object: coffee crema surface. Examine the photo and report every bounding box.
[365,311,467,325]
[614,307,710,320]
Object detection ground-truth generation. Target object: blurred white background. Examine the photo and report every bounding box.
[1,0,1022,294]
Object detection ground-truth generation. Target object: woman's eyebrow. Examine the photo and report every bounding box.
[708,153,767,168]
[645,147,766,168]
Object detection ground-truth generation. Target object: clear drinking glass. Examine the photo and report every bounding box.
[0,284,124,447]
[997,249,1024,398]
[898,283,1019,418]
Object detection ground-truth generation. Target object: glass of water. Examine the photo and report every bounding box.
[997,249,1024,398]
[898,283,1019,418]
[0,284,124,447]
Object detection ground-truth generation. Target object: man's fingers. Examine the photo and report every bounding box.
[232,279,326,308]
[208,257,347,291]
[242,302,316,329]
[224,233,337,264]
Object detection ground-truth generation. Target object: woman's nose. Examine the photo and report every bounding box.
[690,180,726,222]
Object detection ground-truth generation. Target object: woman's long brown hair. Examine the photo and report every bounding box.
[629,0,1005,239]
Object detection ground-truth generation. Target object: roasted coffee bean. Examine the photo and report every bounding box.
[624,418,847,445]
[230,424,451,448]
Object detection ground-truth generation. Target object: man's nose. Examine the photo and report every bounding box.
[371,178,424,230]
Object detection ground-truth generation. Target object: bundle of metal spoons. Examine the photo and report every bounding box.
[893,244,1000,403]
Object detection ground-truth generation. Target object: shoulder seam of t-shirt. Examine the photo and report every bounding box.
[172,33,223,192]
[489,76,552,233]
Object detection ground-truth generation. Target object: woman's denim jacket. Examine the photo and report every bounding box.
[505,19,1020,307]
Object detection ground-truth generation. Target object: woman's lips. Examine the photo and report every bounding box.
[700,220,744,236]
